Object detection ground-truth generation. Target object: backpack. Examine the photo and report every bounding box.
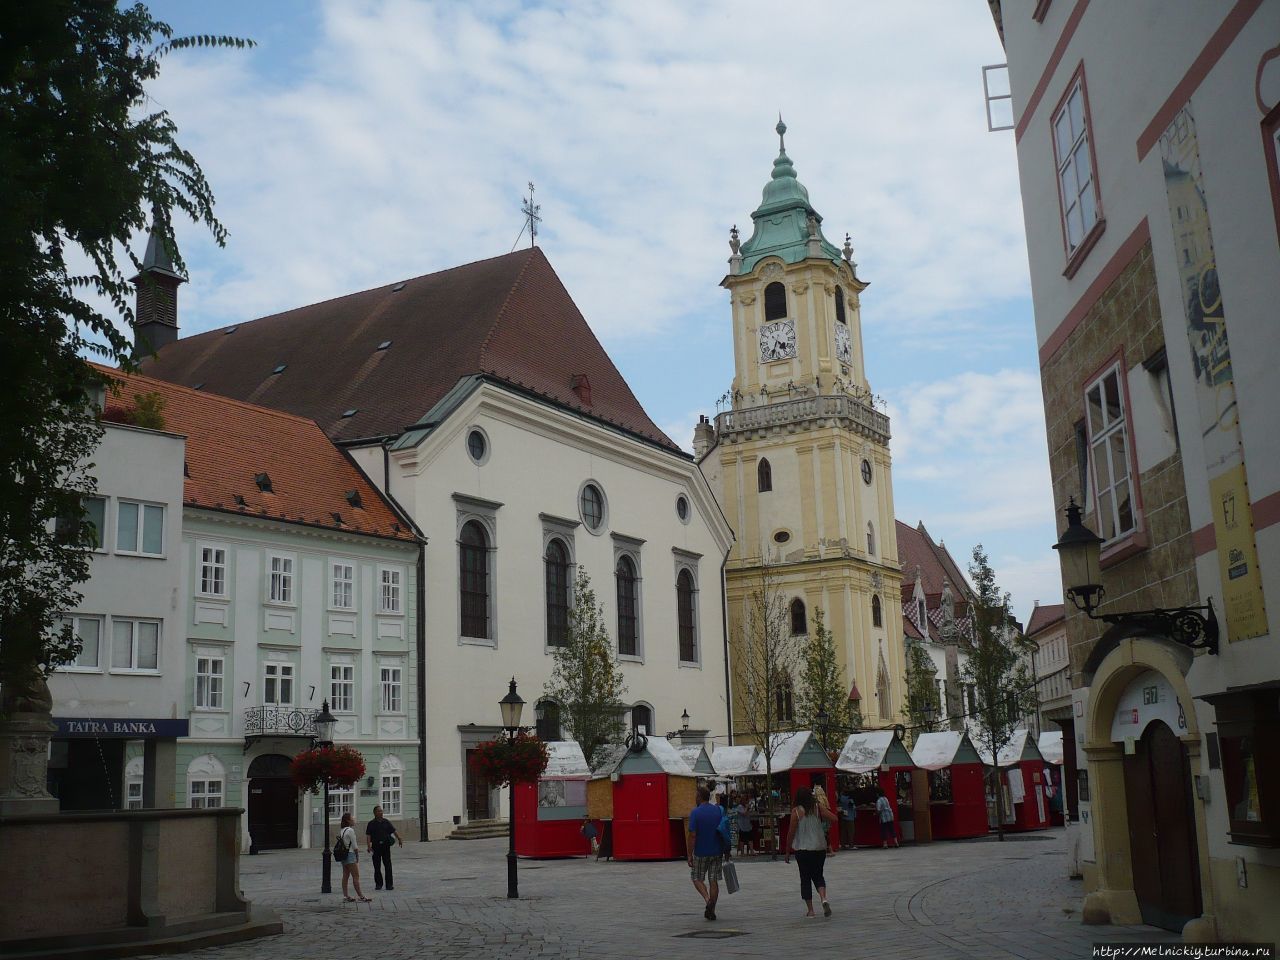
[717,811,734,853]
[332,833,347,860]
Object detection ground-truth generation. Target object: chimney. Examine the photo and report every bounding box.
[131,216,186,357]
[692,414,716,459]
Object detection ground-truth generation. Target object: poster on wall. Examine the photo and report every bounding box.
[1159,104,1269,642]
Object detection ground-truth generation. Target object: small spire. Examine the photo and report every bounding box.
[729,224,740,255]
[776,115,787,153]
[842,233,853,262]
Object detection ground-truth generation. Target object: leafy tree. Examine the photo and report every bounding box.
[0,3,251,705]
[901,635,942,744]
[543,567,628,770]
[795,607,853,753]
[958,545,1039,840]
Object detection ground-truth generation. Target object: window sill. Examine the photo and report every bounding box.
[264,600,297,610]
[459,635,497,648]
[1099,529,1149,570]
[618,653,644,664]
[328,607,358,615]
[193,707,228,714]
[678,660,702,670]
[196,593,230,603]
[115,551,167,560]
[377,609,405,618]
[1063,218,1106,280]
[1227,831,1280,848]
[108,669,161,677]
[57,666,102,674]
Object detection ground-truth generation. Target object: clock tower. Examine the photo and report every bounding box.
[699,121,906,734]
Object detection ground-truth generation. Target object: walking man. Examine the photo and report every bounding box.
[365,805,403,890]
[687,785,724,921]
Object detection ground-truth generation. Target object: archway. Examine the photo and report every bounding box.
[247,753,298,849]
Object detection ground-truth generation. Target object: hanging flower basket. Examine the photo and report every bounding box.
[290,744,367,792]
[468,732,550,787]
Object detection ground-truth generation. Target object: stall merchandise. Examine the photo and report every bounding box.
[590,735,696,861]
[910,731,989,840]
[976,729,1051,832]
[835,730,916,846]
[748,731,839,853]
[1037,730,1066,826]
[514,741,593,858]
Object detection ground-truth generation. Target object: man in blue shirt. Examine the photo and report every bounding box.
[687,785,724,920]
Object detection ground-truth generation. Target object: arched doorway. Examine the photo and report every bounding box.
[1122,720,1202,931]
[247,753,298,849]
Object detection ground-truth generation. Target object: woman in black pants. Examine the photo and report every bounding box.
[784,787,839,917]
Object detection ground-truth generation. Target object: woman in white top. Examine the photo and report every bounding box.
[784,786,838,917]
[339,812,371,902]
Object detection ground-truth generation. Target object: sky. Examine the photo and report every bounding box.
[134,0,1064,623]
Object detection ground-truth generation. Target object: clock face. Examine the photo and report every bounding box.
[835,324,852,364]
[759,319,797,363]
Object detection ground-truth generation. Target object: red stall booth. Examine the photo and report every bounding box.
[754,731,839,853]
[910,731,989,840]
[978,729,1050,833]
[1038,730,1066,827]
[514,741,592,858]
[835,730,915,846]
[593,734,697,861]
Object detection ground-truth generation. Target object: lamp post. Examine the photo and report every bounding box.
[922,701,936,728]
[499,677,525,900]
[1052,499,1219,653]
[314,698,337,894]
[681,709,690,731]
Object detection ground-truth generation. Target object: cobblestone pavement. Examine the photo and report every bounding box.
[170,828,1177,960]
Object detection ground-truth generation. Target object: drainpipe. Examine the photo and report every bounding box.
[720,550,733,745]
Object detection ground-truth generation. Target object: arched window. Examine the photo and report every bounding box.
[866,522,876,556]
[616,555,638,657]
[758,458,772,493]
[632,703,653,735]
[459,520,490,639]
[125,756,144,809]
[876,654,891,721]
[872,594,882,628]
[677,569,697,663]
[536,700,562,741]
[764,281,788,320]
[775,674,795,723]
[545,538,570,648]
[187,754,225,809]
[379,755,404,815]
[835,287,847,325]
[790,597,807,635]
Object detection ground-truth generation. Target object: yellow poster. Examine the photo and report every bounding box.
[1209,466,1268,641]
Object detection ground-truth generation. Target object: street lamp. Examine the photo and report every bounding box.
[1052,498,1219,653]
[499,677,524,900]
[314,698,337,894]
[922,701,937,727]
[681,709,690,731]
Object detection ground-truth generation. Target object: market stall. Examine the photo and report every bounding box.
[677,743,717,778]
[910,731,989,840]
[835,730,916,846]
[977,729,1050,832]
[1038,730,1066,826]
[750,731,839,852]
[514,741,592,858]
[589,734,696,860]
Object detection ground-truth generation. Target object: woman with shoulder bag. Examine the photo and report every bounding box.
[338,812,371,902]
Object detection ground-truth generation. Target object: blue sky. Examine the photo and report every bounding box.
[134,0,1062,621]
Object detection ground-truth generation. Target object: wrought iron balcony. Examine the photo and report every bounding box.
[715,393,890,444]
[244,706,317,739]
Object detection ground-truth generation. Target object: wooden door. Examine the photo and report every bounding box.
[615,777,667,857]
[1123,721,1202,931]
[247,778,298,849]
[465,749,492,821]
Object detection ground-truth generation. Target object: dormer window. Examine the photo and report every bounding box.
[254,472,273,493]
[344,490,363,508]
[764,282,787,321]
[835,287,847,325]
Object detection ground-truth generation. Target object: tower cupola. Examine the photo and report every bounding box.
[131,214,186,357]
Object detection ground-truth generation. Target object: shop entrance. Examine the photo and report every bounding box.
[247,753,298,849]
[465,749,493,821]
[1122,721,1202,931]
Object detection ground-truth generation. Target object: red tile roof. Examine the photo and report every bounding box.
[895,520,972,598]
[97,365,416,542]
[139,248,679,452]
[1025,602,1066,636]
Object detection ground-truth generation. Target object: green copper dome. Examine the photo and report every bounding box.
[736,120,843,274]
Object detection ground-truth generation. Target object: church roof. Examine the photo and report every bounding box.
[140,248,679,452]
[896,520,972,599]
[95,365,416,543]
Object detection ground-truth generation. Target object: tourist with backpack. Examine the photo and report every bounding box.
[335,811,371,902]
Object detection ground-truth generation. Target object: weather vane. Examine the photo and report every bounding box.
[521,181,541,248]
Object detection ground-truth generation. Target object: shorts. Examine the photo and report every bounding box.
[690,855,723,884]
[343,851,358,865]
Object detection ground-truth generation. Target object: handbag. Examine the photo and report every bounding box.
[722,860,740,895]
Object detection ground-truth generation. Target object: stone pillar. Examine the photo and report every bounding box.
[1080,745,1141,926]
[0,672,59,816]
[143,739,178,809]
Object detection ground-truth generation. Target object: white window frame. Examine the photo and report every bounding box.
[115,500,166,557]
[379,663,404,714]
[59,614,103,671]
[126,780,144,810]
[189,779,224,809]
[263,660,295,707]
[380,756,404,816]
[110,617,161,672]
[1051,71,1102,261]
[194,654,225,710]
[330,560,355,611]
[378,566,403,615]
[1084,362,1139,544]
[198,543,228,598]
[613,535,644,663]
[267,553,295,606]
[673,550,702,667]
[454,494,500,648]
[330,662,355,713]
[327,785,354,822]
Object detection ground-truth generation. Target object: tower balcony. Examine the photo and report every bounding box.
[715,393,890,444]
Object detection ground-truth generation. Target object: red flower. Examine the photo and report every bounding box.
[290,744,367,792]
[468,732,550,787]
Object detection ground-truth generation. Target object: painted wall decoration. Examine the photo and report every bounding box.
[1159,104,1269,642]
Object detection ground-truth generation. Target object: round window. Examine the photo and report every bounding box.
[861,458,873,485]
[467,429,487,464]
[676,495,690,523]
[580,483,605,531]
[773,530,791,544]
